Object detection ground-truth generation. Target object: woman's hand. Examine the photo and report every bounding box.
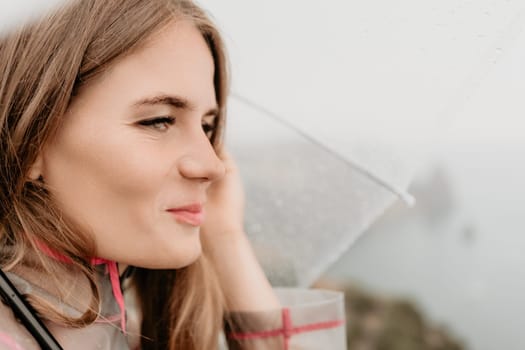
[200,146,245,247]
[200,146,280,311]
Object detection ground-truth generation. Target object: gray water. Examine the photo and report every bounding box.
[325,146,525,350]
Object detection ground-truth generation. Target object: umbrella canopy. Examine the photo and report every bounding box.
[2,0,524,288]
[198,0,525,286]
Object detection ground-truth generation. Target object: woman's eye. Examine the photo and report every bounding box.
[138,116,175,131]
[202,121,216,139]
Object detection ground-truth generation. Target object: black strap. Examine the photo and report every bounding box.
[0,269,63,350]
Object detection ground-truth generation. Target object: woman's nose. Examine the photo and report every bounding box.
[177,135,226,183]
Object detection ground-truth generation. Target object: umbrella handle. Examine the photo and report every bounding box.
[0,269,63,350]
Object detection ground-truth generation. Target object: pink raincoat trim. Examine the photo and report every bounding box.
[0,332,23,350]
[227,307,345,349]
[36,243,127,333]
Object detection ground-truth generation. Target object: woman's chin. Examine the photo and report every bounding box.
[127,239,203,270]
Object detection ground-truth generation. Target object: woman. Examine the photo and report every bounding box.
[0,0,346,349]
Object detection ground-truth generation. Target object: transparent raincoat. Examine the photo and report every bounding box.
[0,257,346,349]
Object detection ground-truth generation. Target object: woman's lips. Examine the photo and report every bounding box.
[167,204,204,226]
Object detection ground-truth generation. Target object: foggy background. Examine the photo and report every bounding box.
[3,1,525,349]
[201,1,525,349]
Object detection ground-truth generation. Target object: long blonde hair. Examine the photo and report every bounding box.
[0,1,229,349]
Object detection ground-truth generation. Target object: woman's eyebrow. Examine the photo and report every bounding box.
[132,94,218,116]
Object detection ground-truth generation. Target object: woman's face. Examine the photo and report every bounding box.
[34,21,225,268]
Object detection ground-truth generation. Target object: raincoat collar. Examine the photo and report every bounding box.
[36,243,127,333]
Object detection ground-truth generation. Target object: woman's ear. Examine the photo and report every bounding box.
[28,154,44,181]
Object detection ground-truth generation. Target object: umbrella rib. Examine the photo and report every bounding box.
[231,92,415,207]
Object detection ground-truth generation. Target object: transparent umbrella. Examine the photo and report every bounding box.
[2,1,525,349]
[198,0,525,287]
[4,1,522,289]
